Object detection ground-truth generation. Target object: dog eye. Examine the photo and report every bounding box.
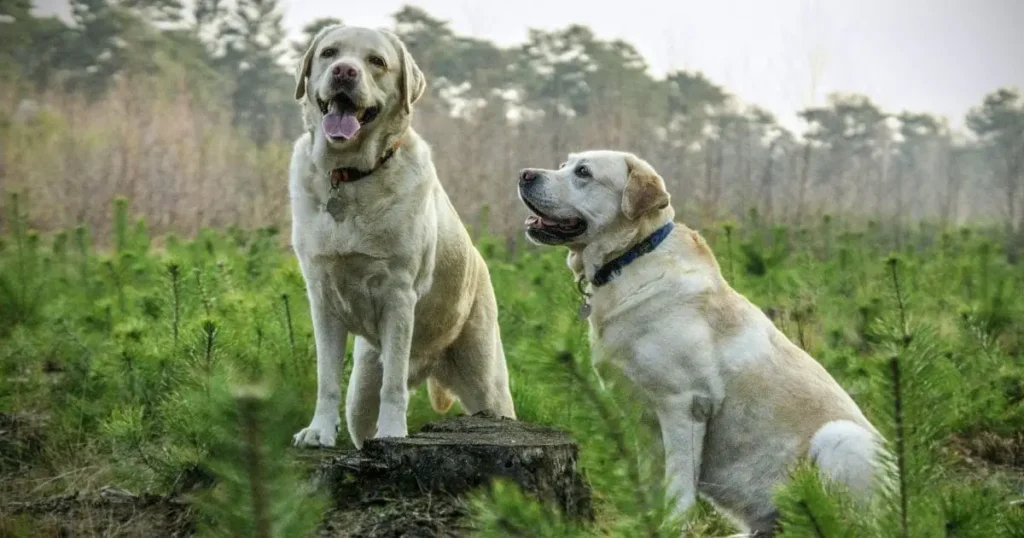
[320,47,337,59]
[558,162,567,169]
[368,55,387,68]
[575,165,591,178]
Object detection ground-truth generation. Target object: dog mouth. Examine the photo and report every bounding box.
[317,93,380,142]
[522,197,587,244]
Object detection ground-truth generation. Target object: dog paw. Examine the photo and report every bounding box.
[374,408,408,440]
[374,426,408,440]
[292,418,337,448]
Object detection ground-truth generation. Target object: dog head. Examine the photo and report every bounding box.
[517,150,672,249]
[294,25,426,151]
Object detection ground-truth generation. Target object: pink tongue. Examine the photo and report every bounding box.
[322,112,360,139]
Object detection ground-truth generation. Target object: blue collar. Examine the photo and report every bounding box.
[590,222,674,287]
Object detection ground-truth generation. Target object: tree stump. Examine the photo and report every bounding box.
[310,411,593,537]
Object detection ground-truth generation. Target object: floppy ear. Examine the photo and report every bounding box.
[621,154,670,220]
[294,24,340,101]
[383,31,427,114]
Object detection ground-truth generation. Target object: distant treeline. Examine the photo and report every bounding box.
[1,2,1022,248]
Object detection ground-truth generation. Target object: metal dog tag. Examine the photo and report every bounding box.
[577,302,592,320]
[325,197,344,222]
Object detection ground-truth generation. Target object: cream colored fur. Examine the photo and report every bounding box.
[518,150,888,535]
[290,25,514,449]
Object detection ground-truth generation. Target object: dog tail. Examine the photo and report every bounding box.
[427,377,456,414]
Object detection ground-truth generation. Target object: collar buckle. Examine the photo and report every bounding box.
[576,274,591,298]
[576,275,592,320]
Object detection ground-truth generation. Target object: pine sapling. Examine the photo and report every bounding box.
[203,319,217,381]
[168,263,181,347]
[195,381,326,538]
[886,256,911,538]
[281,293,296,357]
[723,221,736,283]
[133,217,150,253]
[798,500,827,538]
[887,257,909,344]
[104,258,127,314]
[194,267,213,318]
[889,356,909,538]
[236,387,272,538]
[773,459,859,538]
[556,350,660,537]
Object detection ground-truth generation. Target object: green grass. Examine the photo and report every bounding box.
[1,197,1023,536]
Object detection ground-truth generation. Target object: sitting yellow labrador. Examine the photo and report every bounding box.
[517,150,887,535]
[289,25,515,449]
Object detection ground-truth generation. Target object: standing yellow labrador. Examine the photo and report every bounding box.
[289,24,515,449]
[517,150,888,535]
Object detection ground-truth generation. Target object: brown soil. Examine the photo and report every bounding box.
[948,431,1024,472]
[0,412,592,537]
[0,488,195,538]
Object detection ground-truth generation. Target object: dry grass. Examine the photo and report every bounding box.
[1,79,292,241]
[0,77,1003,244]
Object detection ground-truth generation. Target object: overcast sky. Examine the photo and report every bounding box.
[34,0,1024,132]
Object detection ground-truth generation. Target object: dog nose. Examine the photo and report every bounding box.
[520,169,538,183]
[331,62,359,81]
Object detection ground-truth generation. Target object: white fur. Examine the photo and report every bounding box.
[809,420,887,497]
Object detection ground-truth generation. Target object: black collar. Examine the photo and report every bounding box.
[590,222,675,287]
[328,143,400,188]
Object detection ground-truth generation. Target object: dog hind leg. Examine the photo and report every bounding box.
[433,293,515,419]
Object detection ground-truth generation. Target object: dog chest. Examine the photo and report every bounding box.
[309,256,403,343]
[294,203,391,260]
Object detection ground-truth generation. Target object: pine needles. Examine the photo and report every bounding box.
[1,202,1022,536]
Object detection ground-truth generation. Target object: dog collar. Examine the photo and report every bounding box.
[328,139,403,188]
[574,222,674,320]
[591,221,674,287]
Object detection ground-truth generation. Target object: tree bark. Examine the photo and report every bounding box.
[308,412,594,537]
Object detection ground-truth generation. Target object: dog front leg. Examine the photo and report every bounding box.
[293,273,349,448]
[657,392,711,520]
[374,288,416,439]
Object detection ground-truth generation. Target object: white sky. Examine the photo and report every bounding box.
[33,0,1024,133]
